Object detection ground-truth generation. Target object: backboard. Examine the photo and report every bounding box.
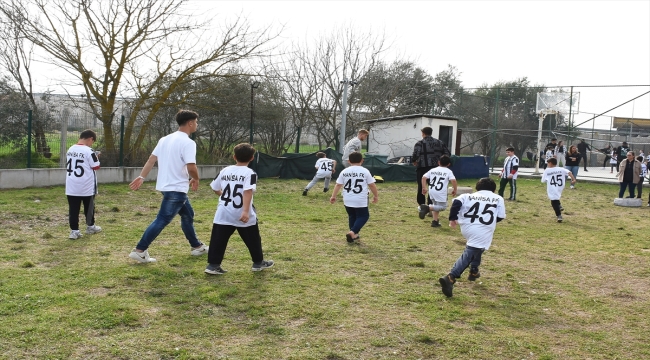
[536,92,580,115]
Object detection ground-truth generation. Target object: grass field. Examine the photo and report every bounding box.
[0,178,648,359]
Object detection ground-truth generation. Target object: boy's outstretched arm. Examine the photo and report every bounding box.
[448,199,462,228]
[368,183,379,204]
[330,184,343,204]
[450,179,458,196]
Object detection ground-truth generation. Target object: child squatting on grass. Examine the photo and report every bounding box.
[329,151,379,243]
[419,155,458,228]
[541,157,576,223]
[204,143,274,275]
[439,177,506,298]
[303,152,337,196]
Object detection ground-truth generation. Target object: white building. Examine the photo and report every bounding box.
[362,114,459,159]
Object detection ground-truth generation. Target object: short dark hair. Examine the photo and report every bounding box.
[548,158,557,165]
[348,151,363,164]
[637,156,644,162]
[475,177,496,192]
[79,129,97,141]
[421,127,433,136]
[176,110,199,126]
[316,152,326,158]
[551,138,557,141]
[233,143,256,162]
[506,147,515,152]
[439,155,451,167]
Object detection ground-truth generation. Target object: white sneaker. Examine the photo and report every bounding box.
[69,230,82,239]
[86,225,102,234]
[190,244,209,256]
[129,248,157,263]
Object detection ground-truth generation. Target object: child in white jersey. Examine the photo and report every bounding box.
[498,147,519,201]
[330,152,379,243]
[205,143,274,275]
[439,177,506,298]
[303,152,337,196]
[418,155,458,228]
[541,158,576,223]
[65,129,102,239]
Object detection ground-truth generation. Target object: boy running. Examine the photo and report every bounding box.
[330,152,379,243]
[419,155,457,228]
[541,158,576,223]
[205,143,274,275]
[439,177,506,298]
[303,152,337,195]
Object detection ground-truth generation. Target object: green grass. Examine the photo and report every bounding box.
[0,178,648,359]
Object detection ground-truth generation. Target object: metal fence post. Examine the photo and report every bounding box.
[119,115,125,166]
[27,110,32,168]
[489,88,499,171]
[295,126,301,153]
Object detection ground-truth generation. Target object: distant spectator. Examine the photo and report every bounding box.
[577,140,591,171]
[615,141,630,169]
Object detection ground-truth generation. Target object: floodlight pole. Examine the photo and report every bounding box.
[533,111,546,175]
[339,78,356,153]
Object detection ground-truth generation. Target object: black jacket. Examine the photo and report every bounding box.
[412,136,450,168]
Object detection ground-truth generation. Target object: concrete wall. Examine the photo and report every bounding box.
[0,166,226,189]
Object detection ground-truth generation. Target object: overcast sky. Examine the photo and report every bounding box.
[188,0,650,129]
[32,0,650,129]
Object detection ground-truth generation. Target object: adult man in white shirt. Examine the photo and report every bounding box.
[128,110,208,263]
[342,129,369,167]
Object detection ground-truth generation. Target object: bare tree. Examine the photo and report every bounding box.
[2,0,278,165]
[0,9,52,156]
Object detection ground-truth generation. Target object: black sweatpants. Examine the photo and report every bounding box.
[207,223,264,265]
[551,200,562,216]
[67,195,95,230]
[416,166,434,205]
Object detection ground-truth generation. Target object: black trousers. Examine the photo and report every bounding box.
[67,195,95,230]
[416,166,434,205]
[581,154,589,170]
[551,200,562,216]
[207,223,264,265]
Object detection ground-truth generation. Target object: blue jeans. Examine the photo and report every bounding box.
[450,246,485,279]
[619,182,637,198]
[345,206,369,234]
[136,191,201,250]
[566,165,579,179]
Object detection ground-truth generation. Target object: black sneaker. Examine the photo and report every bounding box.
[205,264,227,275]
[431,220,441,228]
[251,260,274,272]
[559,206,564,212]
[468,271,481,281]
[323,188,329,193]
[439,274,455,297]
[302,190,308,196]
[418,204,429,219]
[557,215,563,223]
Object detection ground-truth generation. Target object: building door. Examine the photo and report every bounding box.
[439,125,453,150]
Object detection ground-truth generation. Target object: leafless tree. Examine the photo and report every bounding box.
[1,0,278,165]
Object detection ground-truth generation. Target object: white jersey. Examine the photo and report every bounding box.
[453,190,506,250]
[315,158,334,177]
[335,165,376,208]
[541,167,571,200]
[544,150,554,163]
[500,155,519,179]
[65,144,100,196]
[342,137,362,161]
[210,165,258,227]
[423,166,456,202]
[152,131,196,193]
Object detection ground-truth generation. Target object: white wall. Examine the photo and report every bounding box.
[0,165,225,189]
[367,117,457,158]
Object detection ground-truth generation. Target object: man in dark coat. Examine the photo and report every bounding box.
[577,140,591,171]
[412,126,451,206]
